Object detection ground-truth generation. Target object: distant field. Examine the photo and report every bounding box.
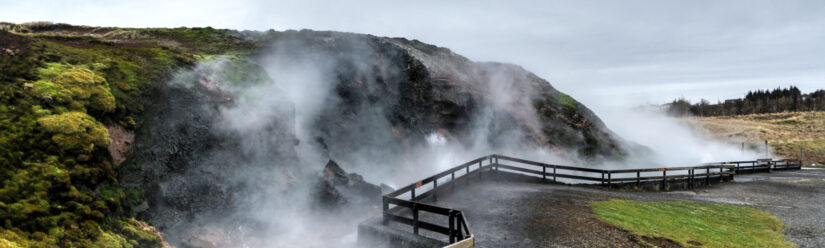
[695,111,825,166]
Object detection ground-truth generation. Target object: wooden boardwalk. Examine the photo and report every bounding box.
[380,154,802,246]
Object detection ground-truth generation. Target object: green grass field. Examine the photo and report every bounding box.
[592,199,794,247]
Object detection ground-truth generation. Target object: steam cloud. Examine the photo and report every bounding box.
[595,105,767,167]
[153,32,766,247]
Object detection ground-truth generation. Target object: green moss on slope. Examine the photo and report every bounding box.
[0,24,249,246]
[37,112,111,153]
[137,26,257,54]
[554,93,579,111]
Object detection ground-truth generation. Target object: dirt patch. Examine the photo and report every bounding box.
[107,124,135,166]
[135,220,175,248]
[0,30,32,55]
[687,240,702,246]
[524,191,645,247]
[640,236,682,247]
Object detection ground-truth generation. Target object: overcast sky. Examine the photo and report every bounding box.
[2,0,824,110]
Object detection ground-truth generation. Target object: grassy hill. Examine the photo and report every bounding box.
[694,111,825,166]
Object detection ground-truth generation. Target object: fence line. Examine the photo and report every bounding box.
[381,154,802,245]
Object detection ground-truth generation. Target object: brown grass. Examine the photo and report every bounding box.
[694,111,825,166]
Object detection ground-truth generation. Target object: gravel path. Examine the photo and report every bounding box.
[410,168,825,247]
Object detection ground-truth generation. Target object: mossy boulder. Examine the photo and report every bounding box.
[30,63,116,113]
[37,112,111,153]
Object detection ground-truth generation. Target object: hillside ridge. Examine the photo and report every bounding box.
[1,22,631,247]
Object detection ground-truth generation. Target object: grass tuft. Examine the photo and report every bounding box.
[592,199,794,248]
[555,93,578,110]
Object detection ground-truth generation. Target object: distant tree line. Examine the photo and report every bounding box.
[666,86,825,116]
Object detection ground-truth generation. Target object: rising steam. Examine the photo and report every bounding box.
[149,31,760,247]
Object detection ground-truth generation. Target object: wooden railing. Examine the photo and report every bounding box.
[706,159,802,173]
[381,154,800,245]
[772,159,803,169]
[493,154,736,189]
[382,156,493,244]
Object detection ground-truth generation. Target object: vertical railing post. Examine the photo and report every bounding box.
[542,165,546,180]
[382,197,389,225]
[478,160,482,179]
[608,171,612,188]
[411,187,415,199]
[692,169,696,188]
[454,213,460,239]
[553,165,557,181]
[457,212,465,239]
[466,165,469,184]
[636,171,640,186]
[662,169,667,190]
[448,211,455,243]
[451,172,455,190]
[433,179,438,201]
[689,169,694,189]
[706,167,710,185]
[412,203,419,234]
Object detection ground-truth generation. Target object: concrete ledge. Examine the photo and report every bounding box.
[358,216,450,248]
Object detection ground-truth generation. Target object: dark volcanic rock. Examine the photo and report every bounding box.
[314,160,382,209]
[251,30,632,166]
[127,60,300,246]
[126,29,636,247]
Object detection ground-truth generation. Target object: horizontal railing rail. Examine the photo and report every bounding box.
[704,159,803,173]
[381,154,801,245]
[772,159,802,169]
[494,154,737,188]
[382,155,492,244]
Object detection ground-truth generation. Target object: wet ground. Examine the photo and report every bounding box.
[396,168,825,247]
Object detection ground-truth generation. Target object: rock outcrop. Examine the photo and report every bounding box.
[126,30,634,246]
[314,160,383,210]
[0,22,638,248]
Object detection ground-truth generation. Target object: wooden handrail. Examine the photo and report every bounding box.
[381,154,800,244]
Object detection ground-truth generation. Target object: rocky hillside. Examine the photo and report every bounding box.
[0,22,632,247]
